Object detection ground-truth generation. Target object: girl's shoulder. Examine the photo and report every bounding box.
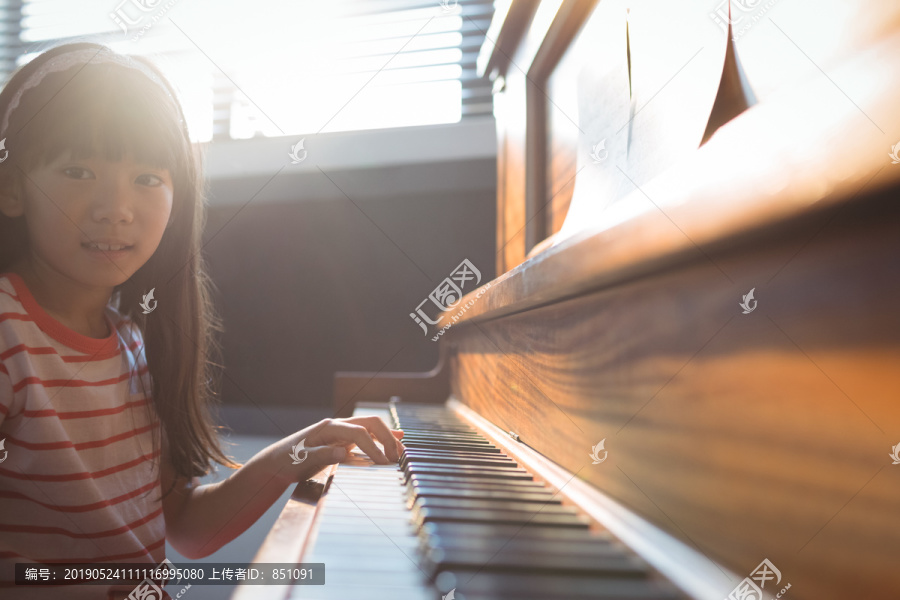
[0,273,28,348]
[0,274,29,416]
[0,273,20,311]
[0,275,15,416]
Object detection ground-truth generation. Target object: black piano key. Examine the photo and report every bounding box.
[399,427,481,433]
[404,462,526,474]
[401,454,519,470]
[399,433,493,440]
[401,442,503,453]
[398,418,470,423]
[398,423,478,429]
[414,507,590,528]
[399,427,483,433]
[407,475,544,489]
[400,435,486,442]
[409,461,525,472]
[420,535,625,558]
[407,477,548,489]
[401,439,491,446]
[440,572,685,600]
[401,449,516,462]
[402,448,508,458]
[421,546,648,580]
[408,486,560,504]
[412,497,576,517]
[404,466,533,483]
[396,417,469,424]
[398,429,482,436]
[420,522,608,544]
[396,429,481,438]
[408,481,550,498]
[400,437,491,446]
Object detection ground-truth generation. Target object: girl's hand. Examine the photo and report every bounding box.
[272,416,405,484]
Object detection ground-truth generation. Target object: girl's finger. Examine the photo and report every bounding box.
[328,421,391,464]
[343,415,402,462]
[391,429,406,454]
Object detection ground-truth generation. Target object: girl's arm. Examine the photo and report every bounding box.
[161,416,404,560]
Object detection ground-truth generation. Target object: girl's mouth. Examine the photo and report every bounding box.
[82,242,134,258]
[83,242,132,251]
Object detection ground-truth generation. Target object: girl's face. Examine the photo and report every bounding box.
[19,151,173,290]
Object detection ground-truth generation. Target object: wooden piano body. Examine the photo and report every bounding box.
[239,1,900,598]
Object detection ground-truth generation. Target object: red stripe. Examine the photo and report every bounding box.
[0,449,160,481]
[23,396,150,419]
[1,344,56,360]
[0,333,141,361]
[0,479,159,513]
[0,506,163,539]
[0,311,32,325]
[4,420,159,451]
[12,365,150,393]
[0,536,165,562]
[1,343,123,363]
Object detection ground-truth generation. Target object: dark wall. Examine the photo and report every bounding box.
[200,158,496,413]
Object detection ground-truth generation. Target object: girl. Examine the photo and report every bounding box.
[0,42,404,599]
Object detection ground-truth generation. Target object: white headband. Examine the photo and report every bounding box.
[0,47,178,139]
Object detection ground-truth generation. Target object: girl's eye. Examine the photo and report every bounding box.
[63,167,94,180]
[136,174,163,187]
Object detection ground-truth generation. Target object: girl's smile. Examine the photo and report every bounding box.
[81,242,135,262]
[81,236,137,261]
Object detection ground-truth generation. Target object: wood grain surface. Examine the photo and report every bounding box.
[445,185,900,598]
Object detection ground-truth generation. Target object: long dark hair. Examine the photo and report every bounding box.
[0,42,242,496]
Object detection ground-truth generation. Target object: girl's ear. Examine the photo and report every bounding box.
[0,192,24,219]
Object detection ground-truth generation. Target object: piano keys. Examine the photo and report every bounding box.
[258,401,701,600]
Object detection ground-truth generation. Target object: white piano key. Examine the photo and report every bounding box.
[302,553,421,571]
[314,522,415,536]
[317,506,412,519]
[309,568,429,588]
[288,584,434,600]
[312,539,420,554]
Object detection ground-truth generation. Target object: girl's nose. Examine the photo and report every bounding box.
[92,175,135,224]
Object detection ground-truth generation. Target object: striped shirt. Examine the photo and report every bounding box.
[0,272,168,599]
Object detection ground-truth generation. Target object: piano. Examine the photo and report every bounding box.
[234,1,900,598]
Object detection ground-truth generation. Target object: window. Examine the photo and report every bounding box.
[7,0,493,142]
